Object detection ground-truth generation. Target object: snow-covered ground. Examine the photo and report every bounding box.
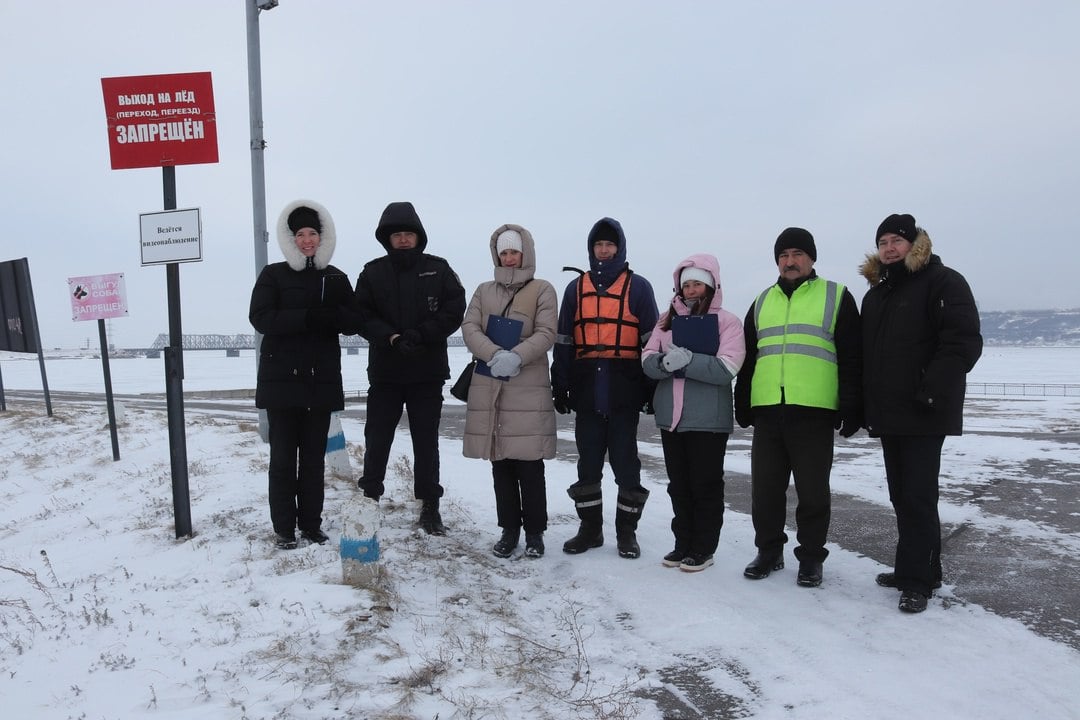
[0,346,1078,719]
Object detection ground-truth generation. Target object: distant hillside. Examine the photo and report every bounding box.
[87,310,1080,352]
[980,309,1080,346]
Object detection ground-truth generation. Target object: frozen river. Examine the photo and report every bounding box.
[2,344,1078,395]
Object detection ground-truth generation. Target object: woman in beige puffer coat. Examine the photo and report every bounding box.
[462,223,559,559]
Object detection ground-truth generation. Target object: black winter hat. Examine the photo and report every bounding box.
[876,213,917,243]
[592,222,620,246]
[774,227,816,263]
[287,206,321,234]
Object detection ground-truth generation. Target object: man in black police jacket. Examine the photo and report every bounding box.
[355,201,466,535]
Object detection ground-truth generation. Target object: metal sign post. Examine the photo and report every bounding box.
[141,188,198,539]
[68,272,128,461]
[97,319,120,461]
[246,0,278,443]
[102,71,217,539]
[164,169,191,537]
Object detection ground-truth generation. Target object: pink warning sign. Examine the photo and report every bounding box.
[68,273,129,322]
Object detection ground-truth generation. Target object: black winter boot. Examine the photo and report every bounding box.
[796,560,823,587]
[899,590,929,613]
[616,532,640,559]
[614,487,649,559]
[563,483,604,554]
[357,476,384,501]
[492,528,520,558]
[524,532,545,558]
[743,551,784,579]
[876,572,942,591]
[563,522,603,554]
[419,498,446,536]
[274,532,298,550]
[300,528,329,545]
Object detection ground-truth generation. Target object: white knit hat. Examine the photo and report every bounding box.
[680,266,714,288]
[496,229,523,254]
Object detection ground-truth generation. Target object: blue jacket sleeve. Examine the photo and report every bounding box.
[550,279,579,393]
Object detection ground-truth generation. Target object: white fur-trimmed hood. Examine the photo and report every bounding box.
[276,199,336,271]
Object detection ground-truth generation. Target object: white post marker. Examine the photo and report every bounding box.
[324,412,351,479]
[340,498,381,586]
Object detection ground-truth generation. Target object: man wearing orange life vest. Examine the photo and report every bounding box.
[551,217,659,559]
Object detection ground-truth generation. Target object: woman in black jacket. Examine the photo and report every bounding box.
[860,213,982,612]
[249,200,361,549]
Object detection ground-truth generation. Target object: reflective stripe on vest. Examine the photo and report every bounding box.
[750,279,842,410]
[573,271,642,358]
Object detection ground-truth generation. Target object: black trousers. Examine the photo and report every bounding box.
[363,380,444,500]
[881,434,945,596]
[572,409,642,491]
[492,459,548,534]
[750,406,834,563]
[661,429,728,557]
[267,407,331,536]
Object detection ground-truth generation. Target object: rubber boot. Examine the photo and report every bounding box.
[615,487,650,559]
[563,483,604,554]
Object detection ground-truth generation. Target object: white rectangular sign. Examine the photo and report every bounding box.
[139,207,202,265]
[68,272,128,321]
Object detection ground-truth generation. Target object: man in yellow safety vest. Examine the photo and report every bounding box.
[734,227,862,588]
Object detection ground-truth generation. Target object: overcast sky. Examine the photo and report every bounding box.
[2,1,1078,350]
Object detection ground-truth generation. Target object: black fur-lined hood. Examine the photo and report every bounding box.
[276,199,336,271]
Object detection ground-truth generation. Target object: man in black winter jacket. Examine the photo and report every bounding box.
[860,213,982,614]
[355,202,466,534]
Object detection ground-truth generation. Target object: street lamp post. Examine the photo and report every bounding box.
[246,0,278,441]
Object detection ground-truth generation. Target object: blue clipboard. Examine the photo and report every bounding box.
[671,314,720,355]
[474,315,524,381]
[669,314,719,377]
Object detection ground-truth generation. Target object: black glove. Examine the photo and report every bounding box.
[553,388,571,415]
[735,406,753,429]
[393,329,424,357]
[306,307,337,334]
[642,399,655,415]
[837,417,860,438]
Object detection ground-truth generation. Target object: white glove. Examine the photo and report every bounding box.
[487,349,522,378]
[661,345,693,373]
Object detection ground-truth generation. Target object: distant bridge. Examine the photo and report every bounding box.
[144,333,466,351]
[148,333,368,350]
